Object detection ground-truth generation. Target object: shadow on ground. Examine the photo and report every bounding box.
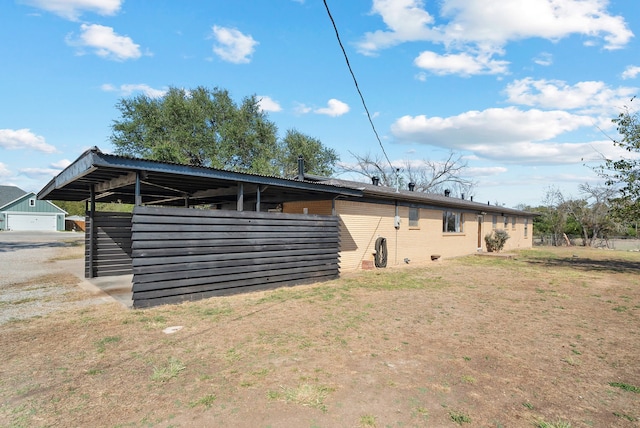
[526,256,640,275]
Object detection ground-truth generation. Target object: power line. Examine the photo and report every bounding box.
[322,0,396,175]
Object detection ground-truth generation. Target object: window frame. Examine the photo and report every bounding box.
[29,198,36,207]
[443,210,463,233]
[408,207,420,229]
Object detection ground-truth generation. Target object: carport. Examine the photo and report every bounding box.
[38,147,362,308]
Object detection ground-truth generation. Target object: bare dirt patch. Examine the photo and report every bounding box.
[1,246,639,427]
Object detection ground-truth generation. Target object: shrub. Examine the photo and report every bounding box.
[485,229,510,252]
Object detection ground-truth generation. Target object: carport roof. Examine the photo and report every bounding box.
[37,147,362,206]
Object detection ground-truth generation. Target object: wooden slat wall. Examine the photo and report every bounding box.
[131,206,340,308]
[85,212,133,277]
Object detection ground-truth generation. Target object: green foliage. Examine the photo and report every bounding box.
[110,86,339,177]
[599,97,640,220]
[277,129,338,177]
[485,229,510,252]
[609,381,640,393]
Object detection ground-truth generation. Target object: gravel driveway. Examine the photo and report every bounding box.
[0,231,120,323]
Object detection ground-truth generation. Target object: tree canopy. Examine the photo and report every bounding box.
[598,97,640,219]
[110,86,338,177]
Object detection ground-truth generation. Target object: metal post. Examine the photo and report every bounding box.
[237,182,244,211]
[135,171,142,206]
[88,184,96,278]
[256,186,261,212]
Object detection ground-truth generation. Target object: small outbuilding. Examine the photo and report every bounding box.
[0,185,66,231]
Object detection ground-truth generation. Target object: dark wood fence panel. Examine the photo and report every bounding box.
[131,206,340,308]
[85,212,133,277]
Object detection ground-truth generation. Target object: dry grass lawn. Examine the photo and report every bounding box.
[1,246,639,427]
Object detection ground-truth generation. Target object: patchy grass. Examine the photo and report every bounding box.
[1,246,639,427]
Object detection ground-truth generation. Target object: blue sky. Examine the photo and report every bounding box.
[1,0,639,208]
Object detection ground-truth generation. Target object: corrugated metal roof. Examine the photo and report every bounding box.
[37,147,363,206]
[306,176,535,216]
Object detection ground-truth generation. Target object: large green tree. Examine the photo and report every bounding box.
[276,129,339,177]
[110,86,339,177]
[599,97,640,219]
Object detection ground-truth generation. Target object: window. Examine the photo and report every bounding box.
[29,198,36,207]
[443,210,463,233]
[512,216,516,229]
[492,215,497,229]
[409,207,419,228]
[503,216,508,228]
[524,218,529,237]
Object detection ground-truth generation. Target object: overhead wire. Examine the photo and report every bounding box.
[322,0,396,176]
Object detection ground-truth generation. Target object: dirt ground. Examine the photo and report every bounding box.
[1,243,639,427]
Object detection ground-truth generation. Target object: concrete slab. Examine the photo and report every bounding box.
[60,256,133,308]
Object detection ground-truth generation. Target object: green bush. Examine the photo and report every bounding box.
[485,229,510,252]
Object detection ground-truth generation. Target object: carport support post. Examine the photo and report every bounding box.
[256,185,261,212]
[87,184,96,278]
[135,171,142,206]
[237,182,244,212]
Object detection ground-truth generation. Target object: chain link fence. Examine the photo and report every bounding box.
[534,234,640,251]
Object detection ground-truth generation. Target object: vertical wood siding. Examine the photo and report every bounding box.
[131,206,340,308]
[85,212,133,277]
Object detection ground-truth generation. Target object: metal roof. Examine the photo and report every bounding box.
[37,147,534,216]
[37,147,363,206]
[307,176,536,216]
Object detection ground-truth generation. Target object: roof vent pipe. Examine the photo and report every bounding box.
[408,182,415,191]
[470,196,473,202]
[297,155,304,181]
[372,176,380,186]
[444,189,451,197]
[461,193,465,200]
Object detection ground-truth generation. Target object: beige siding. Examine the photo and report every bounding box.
[283,200,534,271]
[282,200,333,216]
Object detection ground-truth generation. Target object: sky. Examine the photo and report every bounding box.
[1,0,639,208]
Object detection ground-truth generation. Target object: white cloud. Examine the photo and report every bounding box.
[533,52,553,66]
[504,78,637,114]
[22,0,122,21]
[51,159,72,169]
[465,166,508,177]
[256,96,282,112]
[211,26,258,64]
[19,167,64,178]
[392,107,592,144]
[390,107,606,164]
[439,0,633,50]
[357,0,633,74]
[622,65,640,80]
[0,128,56,153]
[314,99,350,117]
[67,24,142,61]
[0,162,10,177]
[101,83,167,98]
[414,50,509,76]
[293,103,312,115]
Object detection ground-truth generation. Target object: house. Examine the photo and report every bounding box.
[0,185,66,231]
[38,147,534,307]
[282,175,533,270]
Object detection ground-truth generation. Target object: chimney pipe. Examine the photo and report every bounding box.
[408,182,415,191]
[461,193,465,200]
[444,189,451,197]
[372,176,380,186]
[470,196,473,202]
[297,155,304,181]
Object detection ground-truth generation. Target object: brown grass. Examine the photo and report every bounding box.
[1,246,639,427]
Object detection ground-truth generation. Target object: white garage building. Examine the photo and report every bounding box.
[0,185,66,231]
